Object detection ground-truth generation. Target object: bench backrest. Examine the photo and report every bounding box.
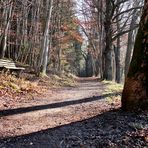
[0,59,16,67]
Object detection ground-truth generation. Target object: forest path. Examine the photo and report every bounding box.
[0,77,120,138]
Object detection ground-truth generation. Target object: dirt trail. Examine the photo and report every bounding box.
[0,78,147,148]
[0,77,115,138]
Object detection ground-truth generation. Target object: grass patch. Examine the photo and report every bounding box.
[102,80,123,105]
[103,80,123,93]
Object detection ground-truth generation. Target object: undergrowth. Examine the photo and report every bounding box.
[39,73,77,88]
[0,72,76,100]
[0,72,40,100]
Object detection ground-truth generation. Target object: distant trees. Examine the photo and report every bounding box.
[77,0,143,82]
[122,0,148,111]
[0,0,145,82]
[0,0,83,76]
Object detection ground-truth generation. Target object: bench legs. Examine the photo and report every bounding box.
[0,68,22,77]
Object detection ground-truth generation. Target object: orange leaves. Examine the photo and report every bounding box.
[69,30,83,43]
[61,24,69,31]
[0,73,41,102]
[52,26,83,45]
[58,18,84,44]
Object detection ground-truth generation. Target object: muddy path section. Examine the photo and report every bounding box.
[0,77,117,138]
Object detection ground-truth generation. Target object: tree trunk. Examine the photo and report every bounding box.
[103,0,116,81]
[0,1,13,58]
[85,52,93,77]
[115,38,121,83]
[122,0,148,111]
[104,46,116,81]
[115,2,121,83]
[38,0,53,76]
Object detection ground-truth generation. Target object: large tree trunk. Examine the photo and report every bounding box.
[103,18,115,81]
[104,48,116,81]
[103,0,116,81]
[122,0,148,111]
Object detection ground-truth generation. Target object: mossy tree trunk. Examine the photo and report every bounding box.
[122,0,148,111]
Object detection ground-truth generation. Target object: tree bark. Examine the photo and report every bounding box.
[115,1,121,83]
[122,0,148,111]
[38,0,53,76]
[103,0,116,81]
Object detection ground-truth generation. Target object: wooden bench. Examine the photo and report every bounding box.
[0,59,25,77]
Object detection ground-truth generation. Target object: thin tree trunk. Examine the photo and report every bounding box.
[38,0,53,75]
[115,1,121,83]
[0,1,13,58]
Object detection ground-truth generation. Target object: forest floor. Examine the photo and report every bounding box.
[0,77,148,148]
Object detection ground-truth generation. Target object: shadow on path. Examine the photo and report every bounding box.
[0,109,147,148]
[0,92,121,117]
